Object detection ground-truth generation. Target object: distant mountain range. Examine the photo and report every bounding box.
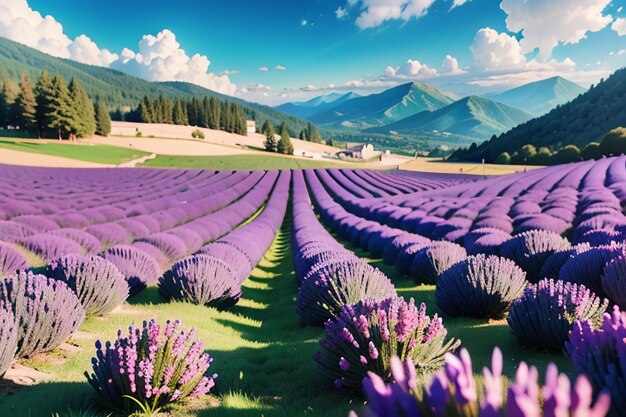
[307,82,456,129]
[486,76,586,116]
[0,36,312,134]
[456,68,626,162]
[275,92,360,119]
[367,95,533,141]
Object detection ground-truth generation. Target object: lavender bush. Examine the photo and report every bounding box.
[45,254,129,316]
[85,319,217,415]
[436,255,528,318]
[297,258,396,326]
[500,229,571,282]
[316,296,459,389]
[0,300,17,376]
[351,347,611,417]
[159,255,241,309]
[0,271,84,357]
[409,242,466,284]
[566,306,626,417]
[0,242,28,278]
[559,245,623,297]
[508,279,607,350]
[101,245,162,296]
[601,256,626,309]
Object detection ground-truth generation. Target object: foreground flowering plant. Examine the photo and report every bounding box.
[351,347,611,417]
[316,296,459,389]
[566,306,626,417]
[85,319,216,415]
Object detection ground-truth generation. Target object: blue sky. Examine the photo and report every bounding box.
[4,0,626,104]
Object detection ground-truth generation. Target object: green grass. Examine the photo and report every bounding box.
[0,139,150,165]
[0,215,571,417]
[141,154,375,170]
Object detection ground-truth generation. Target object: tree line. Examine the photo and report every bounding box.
[261,120,294,155]
[122,95,248,136]
[0,72,111,139]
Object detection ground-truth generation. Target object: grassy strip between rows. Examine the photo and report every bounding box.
[0,139,150,165]
[140,154,380,171]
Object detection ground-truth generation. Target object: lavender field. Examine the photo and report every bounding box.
[0,159,625,417]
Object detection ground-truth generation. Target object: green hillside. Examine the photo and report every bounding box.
[455,68,626,162]
[369,96,533,142]
[0,36,311,134]
[309,82,455,129]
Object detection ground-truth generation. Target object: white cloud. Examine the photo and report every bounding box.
[300,19,308,27]
[350,0,436,29]
[500,0,613,60]
[220,69,239,75]
[618,6,624,13]
[450,0,470,10]
[0,1,237,95]
[336,7,348,19]
[110,29,236,95]
[384,59,438,79]
[440,54,466,75]
[275,65,286,71]
[470,27,527,70]
[612,18,626,36]
[258,66,269,72]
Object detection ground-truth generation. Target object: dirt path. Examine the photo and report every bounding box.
[0,148,113,168]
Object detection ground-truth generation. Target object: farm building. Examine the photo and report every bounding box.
[337,143,376,160]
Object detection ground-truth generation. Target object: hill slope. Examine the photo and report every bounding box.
[458,68,626,162]
[0,36,312,133]
[309,82,455,129]
[486,76,586,116]
[275,92,360,119]
[369,95,533,141]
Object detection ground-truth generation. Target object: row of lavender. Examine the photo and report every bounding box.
[0,166,297,414]
[294,165,626,416]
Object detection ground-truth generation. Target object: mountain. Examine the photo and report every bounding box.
[275,92,360,119]
[0,36,312,133]
[309,82,456,129]
[368,96,533,142]
[486,76,587,116]
[455,68,626,162]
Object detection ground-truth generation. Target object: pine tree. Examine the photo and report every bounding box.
[2,79,19,128]
[35,72,54,137]
[48,74,73,139]
[173,99,187,125]
[68,77,96,138]
[139,96,152,123]
[13,75,37,133]
[299,129,305,140]
[94,98,111,136]
[277,122,294,155]
[263,120,277,152]
[0,82,9,128]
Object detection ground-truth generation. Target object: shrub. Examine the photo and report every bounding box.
[494,152,511,165]
[582,142,602,160]
[409,242,467,284]
[316,297,459,389]
[602,256,626,309]
[539,243,591,279]
[500,229,570,282]
[559,245,623,298]
[191,129,205,139]
[297,258,396,326]
[0,271,84,358]
[159,255,241,309]
[550,145,582,164]
[20,234,83,262]
[382,233,430,265]
[86,319,217,415]
[101,245,162,296]
[353,347,611,417]
[46,254,129,317]
[508,279,607,350]
[0,300,17,376]
[566,306,626,417]
[528,146,552,165]
[0,242,28,278]
[598,127,626,157]
[436,255,528,318]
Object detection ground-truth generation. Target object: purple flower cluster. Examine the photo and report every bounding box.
[566,306,626,417]
[86,319,216,414]
[508,279,608,350]
[316,296,459,389]
[0,300,17,376]
[45,254,129,316]
[101,245,162,296]
[353,348,611,417]
[0,271,84,358]
[436,254,528,318]
[409,241,467,284]
[601,256,626,309]
[0,242,27,278]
